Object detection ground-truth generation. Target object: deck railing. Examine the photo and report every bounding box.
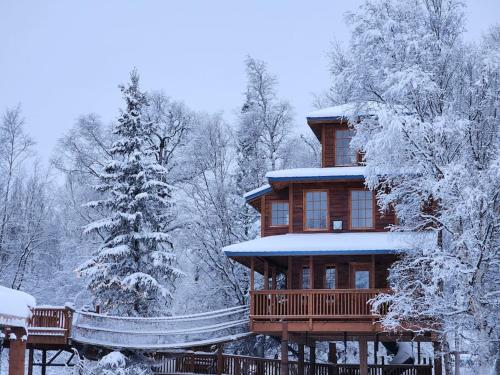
[155,353,432,375]
[251,289,390,320]
[28,306,73,340]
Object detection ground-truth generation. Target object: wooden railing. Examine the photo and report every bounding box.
[28,306,73,340]
[155,353,432,375]
[251,289,390,320]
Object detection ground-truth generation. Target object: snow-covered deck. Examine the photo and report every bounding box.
[0,285,36,328]
[223,232,435,257]
[307,101,382,120]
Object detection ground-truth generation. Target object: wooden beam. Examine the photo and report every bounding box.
[287,257,292,289]
[264,261,269,290]
[328,342,337,364]
[370,255,376,288]
[433,341,443,375]
[309,256,314,289]
[8,328,26,375]
[280,323,289,375]
[359,337,368,375]
[309,343,316,375]
[28,349,34,375]
[272,267,277,290]
[289,184,294,233]
[250,257,255,291]
[298,344,305,375]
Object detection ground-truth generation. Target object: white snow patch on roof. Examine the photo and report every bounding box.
[307,101,382,119]
[223,232,436,256]
[265,166,366,180]
[243,184,271,199]
[0,285,36,328]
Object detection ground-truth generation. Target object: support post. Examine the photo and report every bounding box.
[433,342,443,375]
[272,267,277,290]
[41,349,47,375]
[374,335,378,364]
[250,257,255,291]
[309,343,316,375]
[264,261,269,290]
[328,342,337,363]
[417,341,421,364]
[8,328,26,375]
[216,344,224,375]
[309,256,314,289]
[28,348,34,375]
[359,337,368,375]
[298,344,305,375]
[280,324,289,375]
[287,257,292,289]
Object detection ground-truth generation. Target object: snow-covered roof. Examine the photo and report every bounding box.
[243,184,272,201]
[266,167,366,182]
[307,101,382,120]
[0,285,36,328]
[223,232,436,257]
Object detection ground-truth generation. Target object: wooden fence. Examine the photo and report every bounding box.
[154,353,432,375]
[251,289,389,320]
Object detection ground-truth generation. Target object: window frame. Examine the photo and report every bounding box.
[349,189,375,230]
[334,129,358,167]
[323,264,337,289]
[349,262,373,289]
[303,189,330,232]
[270,200,290,227]
[300,265,311,289]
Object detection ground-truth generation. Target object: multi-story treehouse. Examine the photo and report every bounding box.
[223,104,441,375]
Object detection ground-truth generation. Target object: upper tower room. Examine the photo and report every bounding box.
[306,102,378,168]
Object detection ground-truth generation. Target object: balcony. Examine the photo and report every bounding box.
[250,289,389,334]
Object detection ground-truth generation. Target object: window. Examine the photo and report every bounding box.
[301,266,310,289]
[350,190,374,229]
[354,270,370,289]
[304,191,328,230]
[335,129,357,166]
[325,266,336,289]
[271,201,289,226]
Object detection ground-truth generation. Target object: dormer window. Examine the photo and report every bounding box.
[335,129,357,166]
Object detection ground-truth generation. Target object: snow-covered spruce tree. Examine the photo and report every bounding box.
[78,70,182,316]
[326,0,499,371]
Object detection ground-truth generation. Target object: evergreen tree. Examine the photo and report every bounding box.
[78,70,182,316]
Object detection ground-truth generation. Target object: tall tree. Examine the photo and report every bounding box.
[326,0,499,371]
[78,70,183,316]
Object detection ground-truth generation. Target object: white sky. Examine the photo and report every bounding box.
[1,0,498,161]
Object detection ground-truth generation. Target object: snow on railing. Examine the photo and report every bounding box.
[71,305,251,350]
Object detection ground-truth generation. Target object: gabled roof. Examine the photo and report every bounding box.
[223,232,436,257]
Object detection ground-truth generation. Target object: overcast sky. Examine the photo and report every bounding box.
[1,0,498,161]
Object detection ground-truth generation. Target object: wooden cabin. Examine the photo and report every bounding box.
[223,104,441,375]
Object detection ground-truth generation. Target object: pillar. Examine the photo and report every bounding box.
[298,344,305,375]
[28,348,34,375]
[433,342,443,375]
[216,344,224,375]
[309,344,316,375]
[280,324,289,375]
[8,328,26,375]
[359,337,368,375]
[328,343,337,375]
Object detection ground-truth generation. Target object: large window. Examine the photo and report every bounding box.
[304,191,328,230]
[324,265,336,289]
[335,129,357,166]
[350,190,374,229]
[271,201,289,226]
[355,270,370,289]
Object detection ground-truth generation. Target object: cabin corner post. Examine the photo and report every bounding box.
[359,336,368,375]
[280,323,289,375]
[8,327,27,375]
[309,343,317,375]
[298,343,305,375]
[433,341,443,375]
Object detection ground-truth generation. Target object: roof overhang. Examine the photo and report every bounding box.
[223,232,436,258]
